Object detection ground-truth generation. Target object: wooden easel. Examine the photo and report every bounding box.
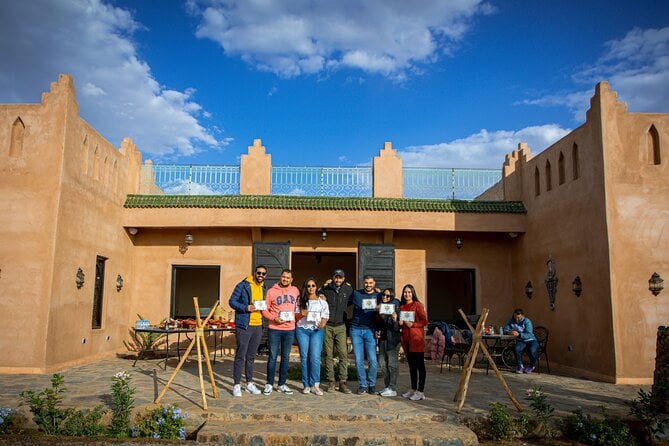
[453,308,522,412]
[155,297,218,410]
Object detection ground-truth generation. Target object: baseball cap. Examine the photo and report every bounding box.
[333,269,345,277]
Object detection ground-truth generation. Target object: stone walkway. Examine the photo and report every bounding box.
[0,352,648,444]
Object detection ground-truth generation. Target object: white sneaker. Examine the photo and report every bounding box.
[312,385,324,396]
[278,384,293,394]
[302,387,311,394]
[380,388,397,397]
[409,391,425,401]
[262,384,273,395]
[232,384,242,397]
[245,382,261,395]
[402,389,415,399]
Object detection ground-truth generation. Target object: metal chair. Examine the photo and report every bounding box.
[533,325,550,373]
[440,324,470,372]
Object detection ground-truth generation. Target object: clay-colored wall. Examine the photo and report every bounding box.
[505,85,616,381]
[0,75,141,373]
[599,86,669,383]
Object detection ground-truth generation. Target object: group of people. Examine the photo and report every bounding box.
[227,264,541,400]
[227,265,429,400]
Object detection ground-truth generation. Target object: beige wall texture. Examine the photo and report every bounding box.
[0,76,666,384]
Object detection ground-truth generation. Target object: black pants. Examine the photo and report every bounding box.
[406,351,426,392]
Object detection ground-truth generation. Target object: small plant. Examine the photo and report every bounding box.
[629,381,668,442]
[134,314,165,352]
[525,387,556,439]
[131,403,188,440]
[18,373,71,435]
[109,371,135,437]
[563,407,637,446]
[0,407,15,434]
[60,406,107,437]
[487,402,515,441]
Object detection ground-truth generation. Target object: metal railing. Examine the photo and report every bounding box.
[141,164,501,200]
[403,167,501,200]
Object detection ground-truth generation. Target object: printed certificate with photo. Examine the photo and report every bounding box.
[362,298,377,310]
[379,304,395,315]
[399,311,415,322]
[307,311,321,322]
[279,311,295,321]
[253,300,267,311]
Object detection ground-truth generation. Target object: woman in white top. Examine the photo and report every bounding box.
[295,277,330,395]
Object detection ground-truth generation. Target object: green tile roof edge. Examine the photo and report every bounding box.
[124,195,526,214]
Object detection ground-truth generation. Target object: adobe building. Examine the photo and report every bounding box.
[0,74,666,384]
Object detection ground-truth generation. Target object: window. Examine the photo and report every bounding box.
[9,117,25,157]
[92,256,107,329]
[572,143,580,180]
[648,125,661,165]
[558,152,565,185]
[545,160,552,191]
[534,167,540,196]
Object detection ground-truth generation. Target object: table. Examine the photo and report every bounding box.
[132,327,233,369]
[482,334,516,372]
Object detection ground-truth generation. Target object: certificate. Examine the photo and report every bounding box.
[399,311,415,322]
[253,300,267,311]
[379,304,395,315]
[279,311,295,321]
[307,311,321,322]
[362,298,377,310]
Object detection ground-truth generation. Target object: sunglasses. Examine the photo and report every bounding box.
[256,271,267,276]
[306,284,317,288]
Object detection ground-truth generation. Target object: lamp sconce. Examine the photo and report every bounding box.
[179,231,194,254]
[127,227,138,236]
[525,281,533,299]
[455,237,463,250]
[572,276,582,297]
[649,272,664,296]
[76,268,85,289]
[321,229,328,241]
[116,274,124,292]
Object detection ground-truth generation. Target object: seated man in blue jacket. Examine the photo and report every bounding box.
[503,308,539,374]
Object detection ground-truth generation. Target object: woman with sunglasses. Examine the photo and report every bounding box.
[295,278,330,395]
[375,288,401,397]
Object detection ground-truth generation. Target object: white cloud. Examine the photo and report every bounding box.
[0,0,223,159]
[189,0,492,78]
[398,124,571,169]
[522,26,669,120]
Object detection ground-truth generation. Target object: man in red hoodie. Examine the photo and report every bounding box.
[261,268,300,395]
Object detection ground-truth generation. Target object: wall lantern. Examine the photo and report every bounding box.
[179,231,194,254]
[127,227,138,236]
[649,272,664,296]
[321,229,328,241]
[116,274,124,292]
[76,268,85,289]
[525,281,533,299]
[455,237,463,250]
[572,276,582,297]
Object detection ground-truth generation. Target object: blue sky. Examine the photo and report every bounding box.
[1,0,668,168]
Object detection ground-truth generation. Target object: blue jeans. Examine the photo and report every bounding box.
[350,326,377,390]
[295,327,324,388]
[515,339,540,367]
[267,328,294,386]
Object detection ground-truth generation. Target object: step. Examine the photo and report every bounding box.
[196,416,478,445]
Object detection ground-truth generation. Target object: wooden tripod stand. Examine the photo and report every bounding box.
[453,308,521,413]
[155,297,219,410]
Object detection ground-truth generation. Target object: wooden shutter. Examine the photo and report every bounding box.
[253,242,290,286]
[357,243,394,290]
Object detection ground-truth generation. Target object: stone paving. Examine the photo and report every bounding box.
[0,352,649,444]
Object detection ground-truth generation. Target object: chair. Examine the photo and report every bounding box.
[533,325,550,373]
[440,324,470,372]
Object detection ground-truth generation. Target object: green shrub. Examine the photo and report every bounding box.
[18,373,71,435]
[563,407,637,446]
[525,387,556,439]
[131,404,188,440]
[487,402,515,441]
[60,406,107,437]
[0,407,15,434]
[109,371,135,437]
[629,381,668,441]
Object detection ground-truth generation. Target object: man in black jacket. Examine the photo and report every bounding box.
[320,269,353,393]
